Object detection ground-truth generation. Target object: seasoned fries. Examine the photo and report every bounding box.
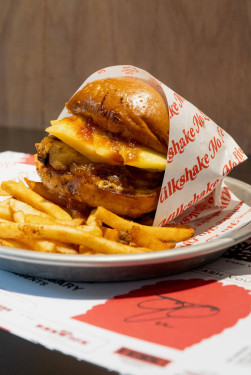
[130,226,175,250]
[94,207,194,242]
[0,179,194,255]
[1,180,72,220]
[0,238,31,250]
[102,227,119,242]
[9,198,50,218]
[0,204,12,221]
[9,198,83,226]
[0,221,152,254]
[0,186,9,196]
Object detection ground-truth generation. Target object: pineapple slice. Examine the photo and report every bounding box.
[46,116,166,170]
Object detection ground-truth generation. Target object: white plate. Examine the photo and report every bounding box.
[0,177,250,282]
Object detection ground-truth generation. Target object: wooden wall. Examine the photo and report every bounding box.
[0,0,250,152]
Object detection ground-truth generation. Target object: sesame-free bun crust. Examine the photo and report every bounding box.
[66,77,169,154]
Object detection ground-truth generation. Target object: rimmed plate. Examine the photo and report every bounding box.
[0,177,250,282]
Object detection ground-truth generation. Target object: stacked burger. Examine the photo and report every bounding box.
[35,77,169,218]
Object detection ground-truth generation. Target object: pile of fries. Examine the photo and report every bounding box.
[0,179,194,255]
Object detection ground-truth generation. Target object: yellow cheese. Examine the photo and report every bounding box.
[46,116,166,171]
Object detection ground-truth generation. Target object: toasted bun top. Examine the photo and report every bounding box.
[66,77,169,154]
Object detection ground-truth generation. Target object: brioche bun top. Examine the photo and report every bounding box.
[66,77,169,154]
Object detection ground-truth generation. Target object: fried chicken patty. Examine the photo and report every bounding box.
[35,136,163,217]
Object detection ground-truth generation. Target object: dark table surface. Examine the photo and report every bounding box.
[0,126,250,375]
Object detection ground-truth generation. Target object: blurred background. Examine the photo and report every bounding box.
[0,0,250,154]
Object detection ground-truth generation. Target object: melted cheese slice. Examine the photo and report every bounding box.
[46,116,166,170]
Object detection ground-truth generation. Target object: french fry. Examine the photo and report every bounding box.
[86,211,101,227]
[86,210,103,237]
[79,246,104,255]
[68,209,87,220]
[12,210,25,223]
[20,237,77,253]
[22,214,56,225]
[1,180,72,220]
[0,238,31,249]
[54,243,78,254]
[102,227,119,242]
[10,198,84,225]
[0,198,11,206]
[79,249,94,255]
[130,226,175,250]
[60,217,84,225]
[0,221,156,254]
[0,186,9,196]
[11,211,77,253]
[9,198,50,218]
[12,211,56,252]
[94,207,194,242]
[20,213,83,226]
[0,205,12,221]
[17,237,56,253]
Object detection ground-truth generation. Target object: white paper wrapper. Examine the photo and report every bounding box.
[58,65,249,232]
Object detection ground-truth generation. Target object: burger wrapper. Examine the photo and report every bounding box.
[55,65,249,240]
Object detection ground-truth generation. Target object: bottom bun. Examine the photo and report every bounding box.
[35,157,160,218]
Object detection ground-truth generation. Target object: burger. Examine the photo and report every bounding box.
[35,77,169,218]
